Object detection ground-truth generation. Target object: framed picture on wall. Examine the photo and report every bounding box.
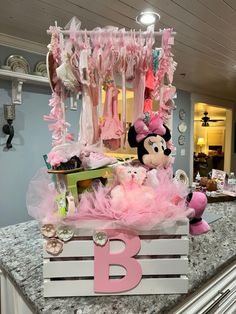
[178,122,187,133]
[178,135,185,145]
[179,109,186,120]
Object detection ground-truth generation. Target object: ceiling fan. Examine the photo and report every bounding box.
[196,111,225,127]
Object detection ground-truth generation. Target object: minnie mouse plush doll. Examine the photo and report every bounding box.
[128,115,210,236]
[128,113,174,169]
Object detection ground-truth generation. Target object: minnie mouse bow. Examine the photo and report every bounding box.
[134,114,166,142]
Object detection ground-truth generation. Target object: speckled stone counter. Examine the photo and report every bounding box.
[0,202,235,314]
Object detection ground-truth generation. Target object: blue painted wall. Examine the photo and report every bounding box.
[0,47,79,227]
[172,90,192,176]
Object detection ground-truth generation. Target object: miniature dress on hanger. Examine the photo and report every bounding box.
[100,82,124,150]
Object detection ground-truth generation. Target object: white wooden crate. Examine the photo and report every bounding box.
[43,220,189,297]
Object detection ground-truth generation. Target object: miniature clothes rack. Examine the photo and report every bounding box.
[45,19,177,148]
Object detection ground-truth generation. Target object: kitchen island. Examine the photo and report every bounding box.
[0,201,235,314]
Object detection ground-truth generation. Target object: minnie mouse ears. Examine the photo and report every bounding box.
[128,123,171,148]
[128,125,138,148]
[162,125,171,142]
[128,113,172,146]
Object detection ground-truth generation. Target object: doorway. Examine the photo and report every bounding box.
[193,102,232,179]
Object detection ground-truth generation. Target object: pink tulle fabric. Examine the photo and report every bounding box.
[77,169,190,230]
[64,16,81,43]
[26,168,59,224]
[27,168,190,231]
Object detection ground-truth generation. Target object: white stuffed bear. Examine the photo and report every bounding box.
[110,165,155,211]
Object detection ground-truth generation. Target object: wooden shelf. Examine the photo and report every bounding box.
[0,69,50,104]
[0,69,49,86]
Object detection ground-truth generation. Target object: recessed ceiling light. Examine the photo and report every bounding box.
[136,11,160,26]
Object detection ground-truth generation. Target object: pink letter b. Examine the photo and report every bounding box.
[94,229,142,293]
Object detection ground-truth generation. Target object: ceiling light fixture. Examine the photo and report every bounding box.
[136,11,160,26]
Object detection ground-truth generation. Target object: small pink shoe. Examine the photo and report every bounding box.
[80,151,117,170]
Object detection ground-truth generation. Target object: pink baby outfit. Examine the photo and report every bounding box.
[132,63,146,123]
[77,48,95,145]
[76,42,100,145]
[100,84,124,150]
[132,41,153,123]
[143,65,155,114]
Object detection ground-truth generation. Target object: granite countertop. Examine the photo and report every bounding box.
[0,202,235,314]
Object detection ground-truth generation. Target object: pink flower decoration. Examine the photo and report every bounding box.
[46,238,63,256]
[41,224,56,238]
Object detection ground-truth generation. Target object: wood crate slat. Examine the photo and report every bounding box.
[44,237,189,258]
[139,237,189,255]
[43,257,188,278]
[72,220,189,237]
[44,277,188,297]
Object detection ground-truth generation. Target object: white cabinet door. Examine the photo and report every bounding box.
[0,269,33,314]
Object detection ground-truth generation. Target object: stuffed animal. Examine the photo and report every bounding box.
[128,114,174,169]
[145,168,160,188]
[110,165,154,211]
[186,191,210,235]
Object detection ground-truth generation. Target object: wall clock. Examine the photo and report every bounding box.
[178,135,185,145]
[179,109,186,120]
[178,121,187,133]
